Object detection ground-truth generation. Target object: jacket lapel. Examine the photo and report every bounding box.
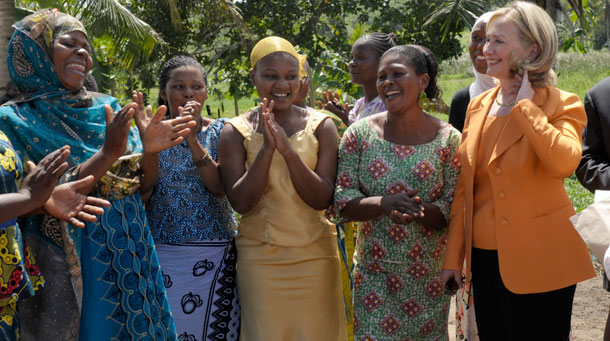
[464,87,496,169]
[489,87,546,164]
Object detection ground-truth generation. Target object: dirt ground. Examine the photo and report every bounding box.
[448,262,609,341]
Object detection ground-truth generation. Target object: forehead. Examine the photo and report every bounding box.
[471,21,487,34]
[379,53,413,70]
[351,40,377,55]
[55,31,88,43]
[169,65,205,80]
[487,17,518,37]
[256,52,299,70]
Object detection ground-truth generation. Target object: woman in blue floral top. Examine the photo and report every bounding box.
[146,55,239,341]
[334,45,461,340]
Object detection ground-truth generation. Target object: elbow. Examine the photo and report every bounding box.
[308,195,333,211]
[227,196,254,215]
[208,184,226,198]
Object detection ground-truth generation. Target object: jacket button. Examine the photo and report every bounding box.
[501,218,508,225]
[498,191,505,199]
[495,168,502,175]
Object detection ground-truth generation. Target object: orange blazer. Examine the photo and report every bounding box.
[443,85,596,294]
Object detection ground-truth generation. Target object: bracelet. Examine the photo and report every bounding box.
[193,149,213,168]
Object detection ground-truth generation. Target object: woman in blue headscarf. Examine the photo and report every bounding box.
[0,9,194,340]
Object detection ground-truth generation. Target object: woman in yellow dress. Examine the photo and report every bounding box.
[219,36,346,340]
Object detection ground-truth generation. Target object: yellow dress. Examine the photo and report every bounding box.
[229,111,347,341]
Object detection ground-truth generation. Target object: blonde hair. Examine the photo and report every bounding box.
[488,1,557,87]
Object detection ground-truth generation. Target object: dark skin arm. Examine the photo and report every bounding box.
[219,102,275,214]
[0,146,110,227]
[76,103,138,194]
[181,101,225,197]
[341,189,448,230]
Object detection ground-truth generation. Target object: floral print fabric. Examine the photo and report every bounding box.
[0,131,44,341]
[335,117,461,340]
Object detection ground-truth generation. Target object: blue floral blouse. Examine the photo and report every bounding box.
[146,119,236,243]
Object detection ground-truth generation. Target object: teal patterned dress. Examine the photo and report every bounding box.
[0,10,176,340]
[334,117,461,340]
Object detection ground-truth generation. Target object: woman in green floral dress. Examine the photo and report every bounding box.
[334,45,461,340]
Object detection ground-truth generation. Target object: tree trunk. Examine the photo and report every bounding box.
[0,0,14,93]
[233,95,239,116]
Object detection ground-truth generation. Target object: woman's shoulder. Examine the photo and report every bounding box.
[227,111,255,137]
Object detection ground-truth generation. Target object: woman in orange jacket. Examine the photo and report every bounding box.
[440,2,595,340]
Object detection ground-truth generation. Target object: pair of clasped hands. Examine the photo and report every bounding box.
[258,98,295,156]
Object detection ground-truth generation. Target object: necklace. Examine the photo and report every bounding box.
[495,96,516,107]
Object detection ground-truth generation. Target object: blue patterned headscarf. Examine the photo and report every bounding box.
[0,8,142,165]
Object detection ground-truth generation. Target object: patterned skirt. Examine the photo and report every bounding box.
[156,240,240,341]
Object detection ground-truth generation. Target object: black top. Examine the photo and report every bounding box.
[576,76,610,192]
[448,85,470,132]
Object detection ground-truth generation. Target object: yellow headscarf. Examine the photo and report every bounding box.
[250,36,306,77]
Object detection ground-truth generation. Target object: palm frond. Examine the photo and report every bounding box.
[424,0,486,41]
[63,0,166,69]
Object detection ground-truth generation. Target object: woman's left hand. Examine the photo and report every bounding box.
[131,91,196,153]
[509,70,534,102]
[262,110,291,156]
[43,175,111,228]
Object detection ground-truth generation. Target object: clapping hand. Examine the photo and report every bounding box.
[43,175,111,228]
[317,90,350,122]
[102,103,137,160]
[260,98,291,156]
[131,90,196,153]
[179,100,204,142]
[20,146,71,209]
[21,146,110,228]
[259,98,277,152]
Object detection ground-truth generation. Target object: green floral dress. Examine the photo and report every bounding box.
[334,117,461,340]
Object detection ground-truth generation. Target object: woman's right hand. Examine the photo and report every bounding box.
[101,103,137,160]
[180,101,203,142]
[259,98,276,152]
[380,189,424,224]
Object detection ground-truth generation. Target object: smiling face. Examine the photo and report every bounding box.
[348,41,380,86]
[161,66,208,118]
[484,16,537,84]
[52,31,93,91]
[251,52,300,111]
[469,20,488,74]
[376,53,429,113]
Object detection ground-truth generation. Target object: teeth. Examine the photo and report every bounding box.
[67,63,85,72]
[386,90,400,96]
[272,93,288,97]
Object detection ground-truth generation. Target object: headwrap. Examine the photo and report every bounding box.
[0,9,141,166]
[469,11,497,99]
[250,36,306,77]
